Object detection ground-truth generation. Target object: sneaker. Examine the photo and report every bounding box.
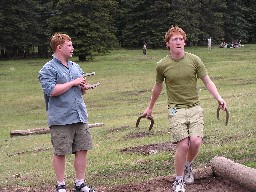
[184,163,194,184]
[173,179,185,192]
[56,184,66,192]
[73,182,95,192]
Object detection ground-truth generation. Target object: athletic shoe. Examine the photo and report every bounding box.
[184,163,194,184]
[56,184,66,192]
[73,182,95,192]
[173,179,185,192]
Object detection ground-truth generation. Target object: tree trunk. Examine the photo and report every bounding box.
[79,54,86,61]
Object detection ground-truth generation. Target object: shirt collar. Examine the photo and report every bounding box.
[52,55,72,68]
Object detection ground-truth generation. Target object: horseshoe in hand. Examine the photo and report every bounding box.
[136,115,154,131]
[217,107,229,126]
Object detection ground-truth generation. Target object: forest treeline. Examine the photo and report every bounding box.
[0,0,255,61]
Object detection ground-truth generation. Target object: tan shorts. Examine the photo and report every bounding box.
[168,105,204,143]
[50,123,93,155]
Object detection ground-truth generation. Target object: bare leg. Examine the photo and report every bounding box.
[52,154,66,182]
[186,136,202,162]
[175,138,190,176]
[74,150,87,180]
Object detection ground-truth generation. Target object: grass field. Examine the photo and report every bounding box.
[0,45,255,189]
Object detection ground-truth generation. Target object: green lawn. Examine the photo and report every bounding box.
[0,45,255,189]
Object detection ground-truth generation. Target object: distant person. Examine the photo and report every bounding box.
[219,41,227,48]
[142,26,227,192]
[143,42,147,55]
[208,37,212,50]
[233,40,242,48]
[38,33,95,192]
[238,40,242,47]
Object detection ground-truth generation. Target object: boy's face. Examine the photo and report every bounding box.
[166,34,185,55]
[58,40,74,59]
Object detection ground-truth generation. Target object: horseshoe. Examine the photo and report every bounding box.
[217,107,229,126]
[136,115,154,131]
[84,72,96,76]
[83,72,100,90]
[86,82,100,89]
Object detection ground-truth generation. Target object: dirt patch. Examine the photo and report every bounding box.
[95,161,253,192]
[1,175,252,192]
[121,141,176,155]
[108,125,131,133]
[124,130,167,139]
[7,147,50,157]
[96,171,252,192]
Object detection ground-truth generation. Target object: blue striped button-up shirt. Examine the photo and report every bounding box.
[38,57,88,127]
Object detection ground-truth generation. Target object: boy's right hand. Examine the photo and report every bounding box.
[143,107,153,118]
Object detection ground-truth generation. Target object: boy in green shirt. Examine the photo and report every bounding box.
[143,26,227,192]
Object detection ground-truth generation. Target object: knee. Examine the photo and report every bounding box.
[190,136,202,148]
[177,139,190,151]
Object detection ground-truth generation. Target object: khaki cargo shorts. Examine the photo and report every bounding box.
[50,123,93,155]
[168,105,204,143]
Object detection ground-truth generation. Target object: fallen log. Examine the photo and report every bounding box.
[10,123,104,137]
[210,156,256,191]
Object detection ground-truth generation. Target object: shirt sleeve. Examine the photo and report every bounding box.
[155,64,165,83]
[193,54,208,79]
[38,64,57,96]
[73,62,84,76]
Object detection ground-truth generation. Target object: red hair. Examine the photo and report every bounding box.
[165,25,186,42]
[50,33,71,52]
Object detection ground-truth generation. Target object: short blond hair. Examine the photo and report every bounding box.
[50,33,71,52]
[165,25,186,42]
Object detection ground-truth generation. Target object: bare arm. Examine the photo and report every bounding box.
[51,76,86,96]
[201,75,227,110]
[143,82,163,117]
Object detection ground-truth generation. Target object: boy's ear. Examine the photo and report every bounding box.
[57,45,62,50]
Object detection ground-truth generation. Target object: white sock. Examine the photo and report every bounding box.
[57,181,65,186]
[176,176,183,181]
[75,179,84,186]
[186,161,192,167]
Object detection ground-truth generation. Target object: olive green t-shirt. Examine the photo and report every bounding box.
[156,52,208,108]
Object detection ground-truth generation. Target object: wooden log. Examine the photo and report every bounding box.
[10,123,104,137]
[10,128,50,137]
[210,156,256,191]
